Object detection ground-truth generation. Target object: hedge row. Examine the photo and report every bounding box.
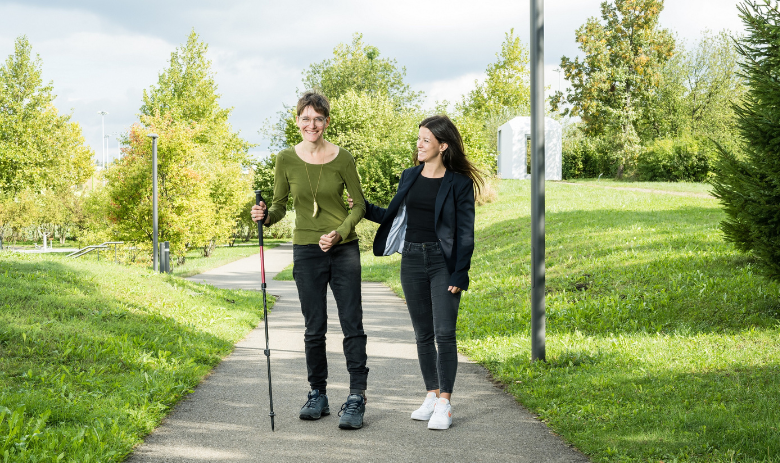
[563,136,719,182]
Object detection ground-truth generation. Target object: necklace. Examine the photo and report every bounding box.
[304,160,325,217]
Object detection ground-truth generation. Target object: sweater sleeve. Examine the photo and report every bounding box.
[266,152,288,226]
[335,154,365,240]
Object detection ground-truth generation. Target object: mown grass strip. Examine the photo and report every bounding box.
[360,180,780,462]
[0,253,271,462]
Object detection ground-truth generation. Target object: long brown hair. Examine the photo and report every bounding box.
[418,115,484,195]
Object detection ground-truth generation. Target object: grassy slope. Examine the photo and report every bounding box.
[361,180,780,462]
[0,253,271,462]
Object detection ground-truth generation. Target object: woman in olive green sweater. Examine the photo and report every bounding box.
[251,91,368,430]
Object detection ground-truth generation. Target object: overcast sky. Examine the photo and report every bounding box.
[0,0,745,163]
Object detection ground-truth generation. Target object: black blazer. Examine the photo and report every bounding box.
[364,164,476,291]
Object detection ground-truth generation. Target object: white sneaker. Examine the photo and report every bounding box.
[427,398,452,430]
[410,392,438,420]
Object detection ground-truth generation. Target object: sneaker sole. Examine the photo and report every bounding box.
[427,421,452,430]
[299,407,330,420]
[410,410,434,421]
[338,421,363,430]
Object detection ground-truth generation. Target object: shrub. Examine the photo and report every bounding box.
[355,219,379,252]
[263,212,294,240]
[562,136,621,179]
[636,136,715,182]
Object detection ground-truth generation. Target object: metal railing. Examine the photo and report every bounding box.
[67,241,124,262]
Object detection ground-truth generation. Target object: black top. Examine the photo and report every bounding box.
[405,175,443,243]
[363,165,477,291]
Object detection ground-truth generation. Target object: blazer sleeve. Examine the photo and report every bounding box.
[364,169,407,223]
[450,177,475,291]
[364,201,387,223]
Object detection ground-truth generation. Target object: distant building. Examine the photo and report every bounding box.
[496,117,562,180]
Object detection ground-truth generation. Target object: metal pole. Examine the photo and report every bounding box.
[98,111,108,168]
[148,133,159,272]
[255,190,276,431]
[530,0,546,362]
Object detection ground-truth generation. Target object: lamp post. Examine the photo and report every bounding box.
[530,0,546,362]
[97,111,108,168]
[104,135,109,167]
[148,133,159,272]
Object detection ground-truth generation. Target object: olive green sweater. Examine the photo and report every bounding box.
[266,147,366,245]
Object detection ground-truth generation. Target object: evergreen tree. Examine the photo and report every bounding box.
[711,0,780,281]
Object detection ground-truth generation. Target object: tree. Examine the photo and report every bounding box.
[109,31,251,261]
[0,36,94,194]
[302,33,422,110]
[711,0,780,282]
[553,0,674,176]
[459,29,531,121]
[641,30,745,145]
[456,29,531,175]
[107,115,248,262]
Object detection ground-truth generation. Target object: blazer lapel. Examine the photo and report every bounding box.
[434,170,454,227]
[383,164,424,222]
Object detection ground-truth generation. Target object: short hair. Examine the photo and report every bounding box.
[296,91,330,117]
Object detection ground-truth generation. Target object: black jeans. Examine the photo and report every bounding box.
[292,239,368,392]
[400,241,461,394]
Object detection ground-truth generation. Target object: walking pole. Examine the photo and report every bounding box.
[255,190,276,431]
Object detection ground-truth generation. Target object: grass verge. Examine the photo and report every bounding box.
[360,180,780,462]
[0,252,272,462]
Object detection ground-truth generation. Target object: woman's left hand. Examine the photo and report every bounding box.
[448,286,462,294]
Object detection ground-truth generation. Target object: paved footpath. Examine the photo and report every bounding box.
[127,243,589,463]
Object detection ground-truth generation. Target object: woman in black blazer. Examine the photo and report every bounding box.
[361,115,482,430]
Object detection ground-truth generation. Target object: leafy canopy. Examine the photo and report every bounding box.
[456,29,531,174]
[106,31,251,260]
[641,30,745,144]
[554,0,674,173]
[302,33,422,110]
[0,35,93,195]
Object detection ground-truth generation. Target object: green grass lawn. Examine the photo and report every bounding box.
[360,180,780,462]
[0,252,272,462]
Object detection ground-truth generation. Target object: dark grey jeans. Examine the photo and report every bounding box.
[400,241,461,394]
[292,239,368,392]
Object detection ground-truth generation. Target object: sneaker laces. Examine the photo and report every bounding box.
[338,396,364,417]
[303,392,321,409]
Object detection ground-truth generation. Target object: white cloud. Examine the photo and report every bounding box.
[418,72,485,108]
[0,0,748,160]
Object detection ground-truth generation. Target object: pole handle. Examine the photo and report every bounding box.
[255,190,265,247]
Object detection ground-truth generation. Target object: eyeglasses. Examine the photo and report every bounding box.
[299,116,327,127]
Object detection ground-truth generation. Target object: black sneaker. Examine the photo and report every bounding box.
[338,394,365,429]
[299,389,329,420]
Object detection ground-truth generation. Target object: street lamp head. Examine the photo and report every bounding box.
[147,133,159,139]
[97,111,109,116]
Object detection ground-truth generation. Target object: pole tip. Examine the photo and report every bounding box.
[147,133,158,139]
